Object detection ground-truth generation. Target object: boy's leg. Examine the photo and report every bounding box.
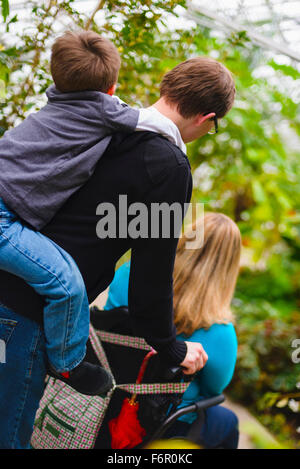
[0,214,88,372]
[0,303,47,449]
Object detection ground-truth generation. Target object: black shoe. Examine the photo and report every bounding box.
[48,361,113,397]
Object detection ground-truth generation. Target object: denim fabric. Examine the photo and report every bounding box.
[0,304,47,449]
[0,197,89,372]
[165,405,239,449]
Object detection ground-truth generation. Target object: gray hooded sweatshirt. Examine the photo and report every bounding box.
[0,85,139,230]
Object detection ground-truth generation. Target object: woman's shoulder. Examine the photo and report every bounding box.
[177,323,237,354]
[179,322,236,341]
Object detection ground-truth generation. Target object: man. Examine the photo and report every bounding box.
[0,57,235,448]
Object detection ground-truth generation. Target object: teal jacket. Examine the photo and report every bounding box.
[104,261,238,423]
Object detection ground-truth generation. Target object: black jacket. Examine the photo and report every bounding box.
[0,131,192,365]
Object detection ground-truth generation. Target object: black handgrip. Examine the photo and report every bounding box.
[160,366,195,383]
[161,366,183,381]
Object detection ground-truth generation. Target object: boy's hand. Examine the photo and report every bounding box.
[180,341,208,375]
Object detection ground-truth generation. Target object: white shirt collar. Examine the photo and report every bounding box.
[137,106,187,154]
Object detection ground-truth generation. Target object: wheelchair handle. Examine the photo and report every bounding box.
[149,394,225,442]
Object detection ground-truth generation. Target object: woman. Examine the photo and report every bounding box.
[104,212,242,449]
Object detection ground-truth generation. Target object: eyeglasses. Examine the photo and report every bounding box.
[208,115,218,135]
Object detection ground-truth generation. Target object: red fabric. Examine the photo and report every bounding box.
[109,398,146,449]
[109,350,155,449]
[136,349,156,384]
[61,371,70,379]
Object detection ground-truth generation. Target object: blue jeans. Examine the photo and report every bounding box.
[0,304,47,449]
[165,405,239,449]
[0,197,89,372]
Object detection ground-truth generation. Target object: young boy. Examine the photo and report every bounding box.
[0,30,184,396]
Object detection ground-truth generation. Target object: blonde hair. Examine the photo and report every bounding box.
[173,212,241,336]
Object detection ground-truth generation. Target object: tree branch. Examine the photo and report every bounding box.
[84,0,106,30]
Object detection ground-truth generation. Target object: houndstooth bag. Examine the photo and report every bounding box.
[31,325,189,449]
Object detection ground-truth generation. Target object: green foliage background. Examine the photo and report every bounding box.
[0,0,299,446]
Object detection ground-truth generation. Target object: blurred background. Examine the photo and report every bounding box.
[0,0,299,449]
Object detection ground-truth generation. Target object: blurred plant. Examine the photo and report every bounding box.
[241,420,288,449]
[229,292,300,446]
[256,390,300,447]
[185,32,300,446]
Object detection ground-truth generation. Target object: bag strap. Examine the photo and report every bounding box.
[97,330,152,351]
[89,325,189,395]
[118,382,190,395]
[89,325,113,375]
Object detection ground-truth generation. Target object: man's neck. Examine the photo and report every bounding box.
[152,98,191,143]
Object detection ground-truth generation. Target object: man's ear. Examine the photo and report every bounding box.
[107,84,117,96]
[194,112,216,127]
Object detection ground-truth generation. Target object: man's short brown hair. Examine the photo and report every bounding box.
[50,30,121,93]
[160,57,235,119]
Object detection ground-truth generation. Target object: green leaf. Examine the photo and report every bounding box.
[252,180,266,204]
[1,0,9,22]
[276,398,288,408]
[269,59,300,80]
[0,78,5,98]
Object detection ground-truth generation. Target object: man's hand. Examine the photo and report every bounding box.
[180,341,208,375]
